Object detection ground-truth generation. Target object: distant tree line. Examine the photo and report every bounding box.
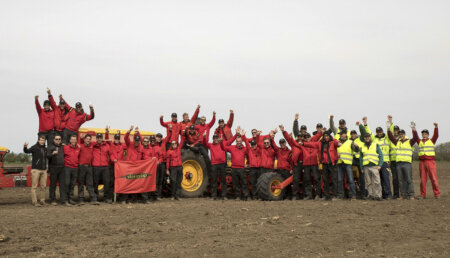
[3,152,31,164]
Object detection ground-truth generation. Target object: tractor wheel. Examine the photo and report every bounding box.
[180,150,208,198]
[257,172,284,201]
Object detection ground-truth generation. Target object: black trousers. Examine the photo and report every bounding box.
[93,166,111,201]
[249,167,262,197]
[211,163,227,198]
[38,130,53,148]
[49,166,65,203]
[292,164,303,198]
[170,166,183,198]
[64,166,78,202]
[110,164,116,196]
[231,168,249,199]
[322,164,337,199]
[62,128,77,145]
[303,165,320,198]
[155,163,166,197]
[278,169,292,198]
[78,165,96,201]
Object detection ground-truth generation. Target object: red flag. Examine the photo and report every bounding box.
[114,158,157,194]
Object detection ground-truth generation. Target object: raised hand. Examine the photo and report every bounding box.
[197,104,201,109]
[356,121,360,126]
[213,111,216,116]
[89,104,93,109]
[387,115,393,123]
[295,113,299,120]
[46,88,51,95]
[129,125,134,132]
[105,125,110,131]
[362,116,367,124]
[241,130,246,136]
[434,122,438,127]
[273,128,278,134]
[230,109,234,114]
[330,114,334,119]
[410,122,416,129]
[135,126,139,131]
[24,142,29,148]
[35,95,39,100]
[59,94,63,99]
[160,115,163,120]
[279,125,285,132]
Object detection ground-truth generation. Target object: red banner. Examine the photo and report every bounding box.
[114,158,157,194]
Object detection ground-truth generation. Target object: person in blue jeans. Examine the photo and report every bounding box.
[336,131,360,200]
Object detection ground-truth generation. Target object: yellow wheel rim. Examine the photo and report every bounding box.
[181,160,203,192]
[271,179,282,197]
[98,185,104,191]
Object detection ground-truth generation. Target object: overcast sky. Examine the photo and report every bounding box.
[1,0,449,152]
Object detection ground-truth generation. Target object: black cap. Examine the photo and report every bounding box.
[279,139,286,144]
[339,119,346,124]
[304,133,311,138]
[218,119,224,123]
[156,133,163,138]
[421,129,429,134]
[300,125,307,130]
[213,134,219,139]
[114,134,120,140]
[316,123,323,128]
[59,99,65,105]
[394,125,400,130]
[339,131,347,135]
[134,135,141,141]
[43,100,50,106]
[399,129,406,134]
[171,113,177,117]
[312,131,317,136]
[150,135,156,141]
[376,127,383,132]
[96,133,103,138]
[75,102,82,108]
[350,130,357,135]
[323,131,330,136]
[250,140,256,145]
[189,125,195,130]
[364,133,371,138]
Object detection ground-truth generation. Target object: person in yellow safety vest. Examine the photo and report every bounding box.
[387,115,400,198]
[359,133,384,201]
[329,115,351,140]
[387,122,419,200]
[417,123,440,199]
[351,128,367,199]
[336,131,360,200]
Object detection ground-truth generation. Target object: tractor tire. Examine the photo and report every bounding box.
[257,172,285,201]
[180,149,208,198]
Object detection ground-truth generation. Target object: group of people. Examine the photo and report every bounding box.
[25,88,441,206]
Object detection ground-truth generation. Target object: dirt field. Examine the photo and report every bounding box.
[0,162,449,257]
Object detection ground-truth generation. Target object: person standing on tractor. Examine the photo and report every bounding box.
[180,105,200,133]
[160,113,182,144]
[270,129,293,200]
[47,88,70,147]
[62,102,94,144]
[336,131,359,200]
[166,136,185,200]
[63,135,80,206]
[417,122,440,199]
[47,134,65,205]
[214,109,234,141]
[359,133,384,201]
[92,133,112,204]
[106,127,127,202]
[302,129,339,201]
[154,128,172,200]
[24,135,48,207]
[223,128,249,201]
[242,134,262,200]
[35,94,54,146]
[387,122,419,200]
[292,113,308,138]
[123,126,149,203]
[203,132,227,200]
[195,111,216,138]
[329,115,351,140]
[78,134,97,205]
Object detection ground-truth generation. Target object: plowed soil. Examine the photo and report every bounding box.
[1,163,449,257]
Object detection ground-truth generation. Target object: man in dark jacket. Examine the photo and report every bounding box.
[47,135,65,205]
[24,135,48,206]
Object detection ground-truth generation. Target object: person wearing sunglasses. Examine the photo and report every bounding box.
[242,134,262,200]
[62,102,94,144]
[47,135,65,205]
[270,130,293,200]
[257,131,276,174]
[213,109,234,141]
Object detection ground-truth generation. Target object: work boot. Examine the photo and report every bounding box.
[78,200,85,206]
[39,200,47,206]
[68,200,76,205]
[33,202,42,207]
[91,200,100,205]
[51,201,58,206]
[64,202,72,207]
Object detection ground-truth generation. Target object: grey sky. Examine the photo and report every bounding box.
[1,0,449,152]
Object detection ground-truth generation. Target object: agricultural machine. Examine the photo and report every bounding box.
[1,128,290,201]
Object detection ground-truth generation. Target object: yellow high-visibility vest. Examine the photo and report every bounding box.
[396,138,414,163]
[337,140,354,165]
[374,136,390,163]
[418,139,435,157]
[353,138,363,159]
[361,142,380,166]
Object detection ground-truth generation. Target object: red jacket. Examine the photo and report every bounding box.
[160,118,182,143]
[79,142,94,166]
[124,131,143,161]
[64,107,94,132]
[271,139,292,171]
[185,130,202,145]
[204,140,226,165]
[214,112,234,141]
[92,142,111,167]
[195,115,216,137]
[283,131,321,166]
[109,142,127,163]
[141,144,160,161]
[180,107,200,133]
[303,136,339,165]
[155,132,171,163]
[417,127,439,161]
[166,138,184,169]
[223,134,247,168]
[242,135,261,168]
[64,144,80,168]
[49,95,70,132]
[36,98,55,132]
[257,135,275,169]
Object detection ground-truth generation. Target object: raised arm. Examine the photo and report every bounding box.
[35,96,42,114]
[224,133,238,146]
[387,130,398,145]
[227,110,234,127]
[191,105,200,123]
[410,128,419,146]
[48,94,57,110]
[160,116,169,128]
[124,127,132,147]
[207,112,216,129]
[292,114,300,138]
[329,115,337,134]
